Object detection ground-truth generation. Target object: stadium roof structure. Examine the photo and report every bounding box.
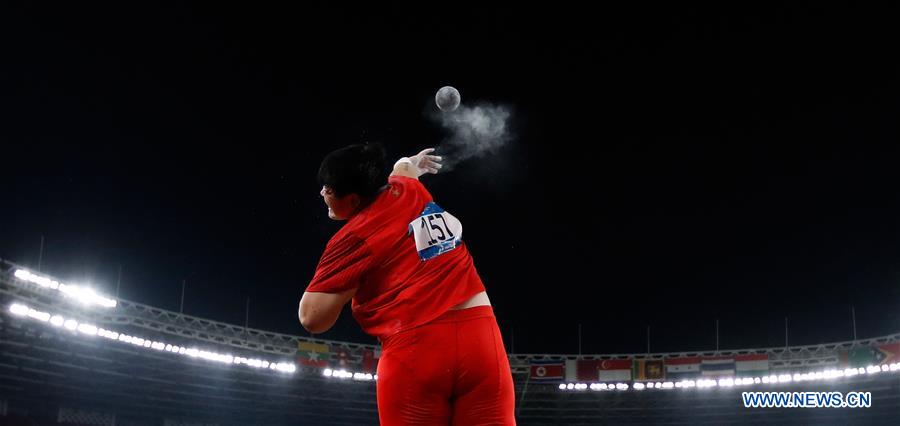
[1,259,899,425]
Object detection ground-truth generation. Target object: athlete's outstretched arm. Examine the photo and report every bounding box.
[391,148,442,179]
[298,287,357,334]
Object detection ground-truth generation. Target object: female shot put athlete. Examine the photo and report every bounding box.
[298,143,515,425]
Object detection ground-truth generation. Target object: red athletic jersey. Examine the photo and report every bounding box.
[306,175,486,340]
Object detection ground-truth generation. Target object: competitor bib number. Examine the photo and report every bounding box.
[408,202,463,261]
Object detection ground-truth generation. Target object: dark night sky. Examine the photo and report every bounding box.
[2,3,900,355]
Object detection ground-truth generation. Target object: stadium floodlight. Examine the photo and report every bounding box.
[77,324,98,336]
[50,315,64,326]
[566,383,574,390]
[823,369,841,379]
[5,301,296,375]
[615,383,629,391]
[633,383,645,390]
[891,363,899,371]
[753,377,761,384]
[866,365,880,375]
[662,382,674,389]
[9,304,28,316]
[14,269,117,308]
[881,365,889,372]
[27,309,51,322]
[696,379,717,388]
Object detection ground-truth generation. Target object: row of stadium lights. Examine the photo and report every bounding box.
[12,267,900,391]
[11,268,380,382]
[8,303,296,373]
[12,267,900,390]
[322,368,377,382]
[559,364,900,392]
[13,269,117,308]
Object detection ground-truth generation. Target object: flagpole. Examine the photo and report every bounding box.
[115,265,122,299]
[37,235,44,272]
[180,279,186,314]
[784,317,789,348]
[578,323,582,356]
[715,319,719,352]
[245,298,251,332]
[646,325,650,354]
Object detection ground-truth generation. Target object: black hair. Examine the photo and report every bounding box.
[317,143,388,198]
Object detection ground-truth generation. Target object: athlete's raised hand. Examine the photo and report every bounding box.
[410,148,442,175]
[392,148,443,179]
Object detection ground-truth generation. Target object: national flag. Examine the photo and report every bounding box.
[297,341,330,367]
[632,359,665,381]
[565,360,578,382]
[842,343,900,367]
[577,360,603,381]
[880,343,900,365]
[701,357,735,377]
[563,359,607,382]
[566,359,598,382]
[735,354,768,377]
[530,360,564,382]
[664,357,701,380]
[334,346,352,369]
[361,348,381,374]
[598,359,633,382]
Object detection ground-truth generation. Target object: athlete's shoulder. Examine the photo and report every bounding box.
[388,175,430,197]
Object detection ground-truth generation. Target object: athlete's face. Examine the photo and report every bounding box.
[320,185,360,221]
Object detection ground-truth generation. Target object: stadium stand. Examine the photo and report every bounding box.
[2,259,899,425]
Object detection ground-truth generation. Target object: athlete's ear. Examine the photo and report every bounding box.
[347,193,361,209]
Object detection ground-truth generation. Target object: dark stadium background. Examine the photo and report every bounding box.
[3,2,900,357]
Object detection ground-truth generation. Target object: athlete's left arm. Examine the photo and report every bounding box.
[298,287,357,334]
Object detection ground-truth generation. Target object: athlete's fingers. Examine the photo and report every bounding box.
[423,159,442,170]
[417,148,436,157]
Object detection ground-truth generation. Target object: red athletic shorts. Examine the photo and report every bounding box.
[376,305,516,425]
